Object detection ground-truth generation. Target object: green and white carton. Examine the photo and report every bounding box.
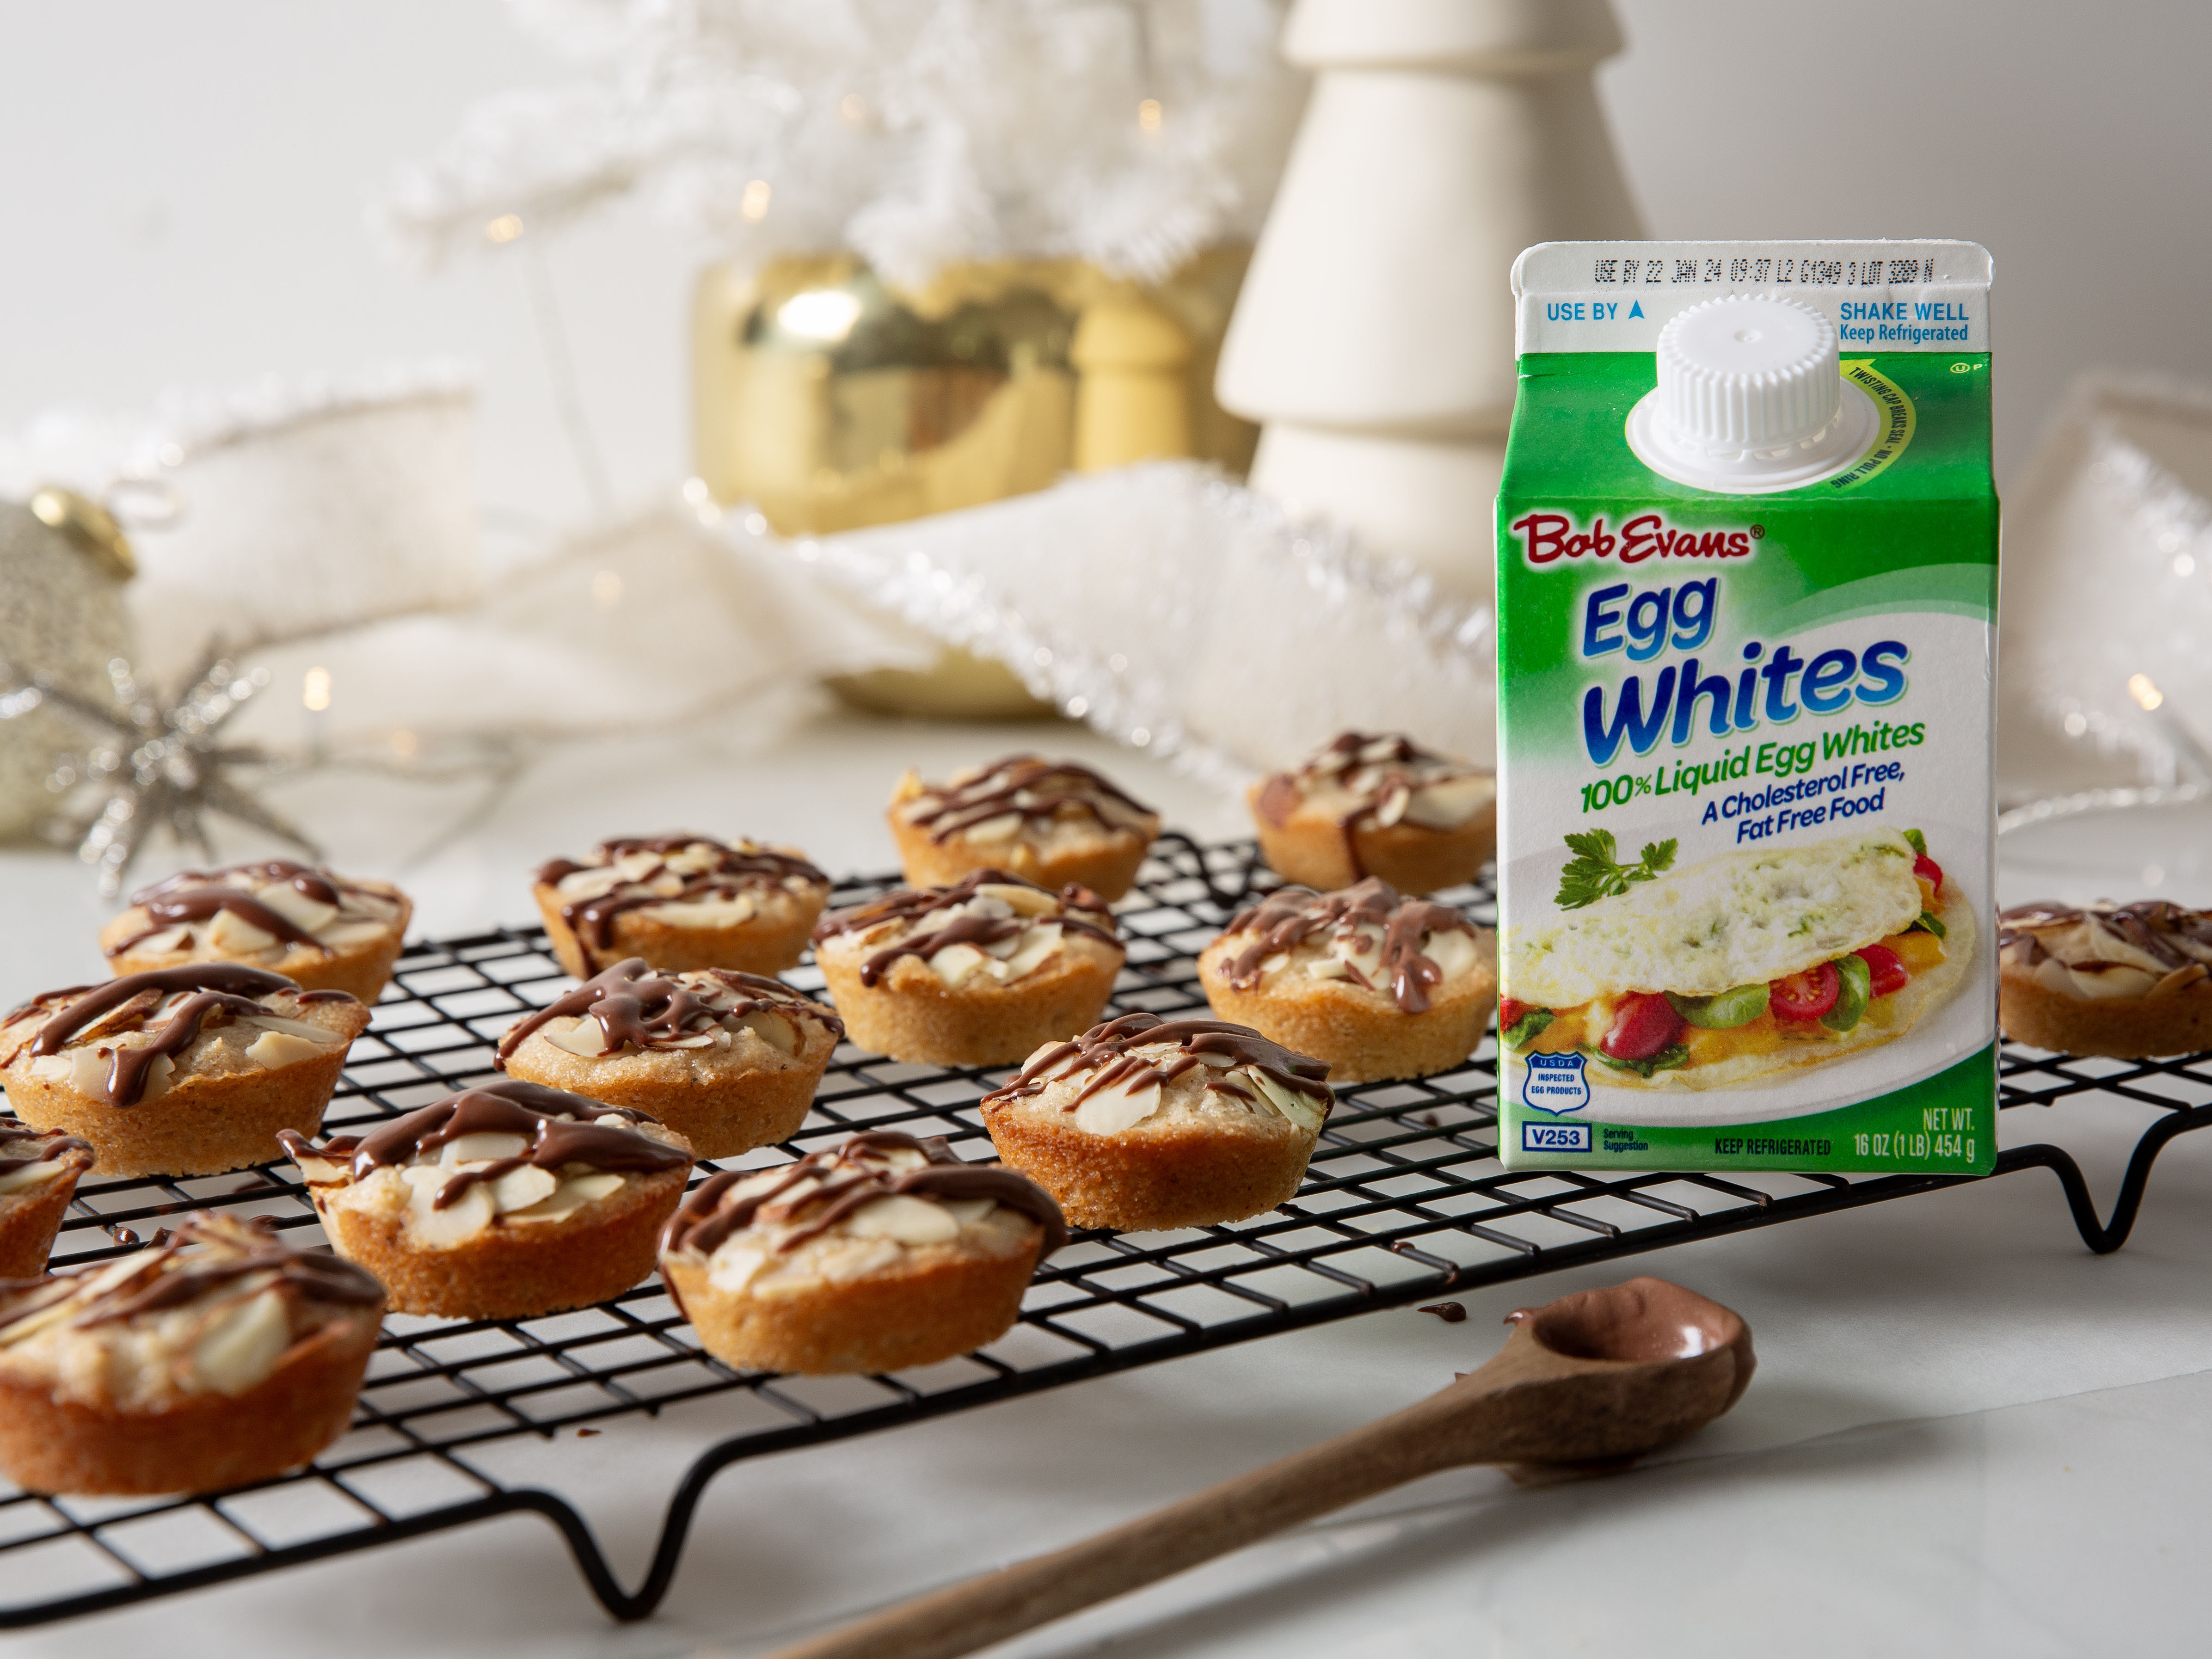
[1495,240,1996,1174]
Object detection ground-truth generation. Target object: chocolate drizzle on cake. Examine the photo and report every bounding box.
[1260,732,1490,878]
[0,1115,93,1180]
[1219,878,1479,1014]
[107,860,390,959]
[537,836,829,954]
[495,958,841,1066]
[811,870,1120,988]
[1998,899,2212,970]
[983,1012,1333,1113]
[9,965,335,1107]
[280,1079,689,1212]
[902,755,1157,844]
[662,1130,1068,1260]
[0,1213,382,1339]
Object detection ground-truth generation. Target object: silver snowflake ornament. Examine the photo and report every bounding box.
[0,649,318,895]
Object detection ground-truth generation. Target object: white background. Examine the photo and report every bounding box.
[3,7,2211,1653]
[0,0,2206,518]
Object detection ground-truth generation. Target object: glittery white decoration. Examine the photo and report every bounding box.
[758,460,1497,780]
[0,364,482,685]
[374,0,1304,290]
[1999,374,2212,801]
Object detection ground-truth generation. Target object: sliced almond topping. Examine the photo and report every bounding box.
[1402,774,1490,830]
[649,895,756,928]
[245,1030,330,1069]
[928,942,989,989]
[0,1158,67,1197]
[401,1167,496,1247]
[844,1193,960,1246]
[706,1243,766,1293]
[738,1008,798,1055]
[1071,1077,1165,1137]
[254,884,339,935]
[440,1131,530,1166]
[206,909,279,953]
[544,1017,613,1058]
[991,923,1063,983]
[960,812,1025,844]
[1425,928,1481,983]
[191,1286,292,1396]
[1244,1069,1327,1134]
[487,1164,559,1213]
[504,1171,626,1225]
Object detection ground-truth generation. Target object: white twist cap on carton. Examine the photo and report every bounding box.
[1626,293,1878,493]
[1659,295,1839,455]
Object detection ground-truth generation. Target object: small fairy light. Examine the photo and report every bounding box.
[1137,98,1163,133]
[743,512,768,537]
[1065,696,1089,719]
[2177,553,2197,577]
[301,666,332,713]
[740,179,772,222]
[839,92,868,124]
[390,729,419,761]
[591,570,624,609]
[485,213,524,244]
[682,476,712,505]
[1130,727,1152,748]
[2129,673,2165,712]
[2063,711,2089,737]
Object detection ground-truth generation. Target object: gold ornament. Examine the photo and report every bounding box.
[28,487,136,581]
[691,249,1256,717]
[0,491,138,837]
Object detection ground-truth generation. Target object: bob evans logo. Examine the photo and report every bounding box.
[1512,512,1756,567]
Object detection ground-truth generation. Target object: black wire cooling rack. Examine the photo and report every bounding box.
[4,831,2208,1629]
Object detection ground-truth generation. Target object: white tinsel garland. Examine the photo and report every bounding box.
[374,0,1304,289]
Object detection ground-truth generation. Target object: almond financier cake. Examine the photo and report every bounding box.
[497,956,842,1158]
[0,965,369,1178]
[101,859,412,1002]
[0,1212,385,1494]
[811,870,1125,1066]
[1998,898,2212,1058]
[1248,731,1495,895]
[889,754,1161,901]
[1199,876,1498,1082]
[0,1116,96,1278]
[660,1129,1066,1375]
[533,834,831,979]
[983,1012,1333,1231]
[280,1078,693,1319]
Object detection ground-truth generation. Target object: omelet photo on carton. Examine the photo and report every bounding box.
[1494,240,1998,1175]
[1502,827,1974,1090]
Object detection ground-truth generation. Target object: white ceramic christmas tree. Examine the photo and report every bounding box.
[1217,0,1643,600]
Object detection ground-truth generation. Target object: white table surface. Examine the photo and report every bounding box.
[2,707,2208,1659]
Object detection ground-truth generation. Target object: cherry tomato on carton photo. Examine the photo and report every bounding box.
[1499,998,1529,1031]
[1601,992,1683,1061]
[1913,851,1943,892]
[1769,962,1842,1021]
[1855,944,1910,997]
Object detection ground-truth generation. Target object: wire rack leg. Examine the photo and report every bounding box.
[2004,1101,2212,1254]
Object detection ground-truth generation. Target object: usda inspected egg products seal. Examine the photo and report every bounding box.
[1495,240,1996,1174]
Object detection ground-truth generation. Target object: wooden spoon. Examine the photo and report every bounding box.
[766,1276,1754,1659]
